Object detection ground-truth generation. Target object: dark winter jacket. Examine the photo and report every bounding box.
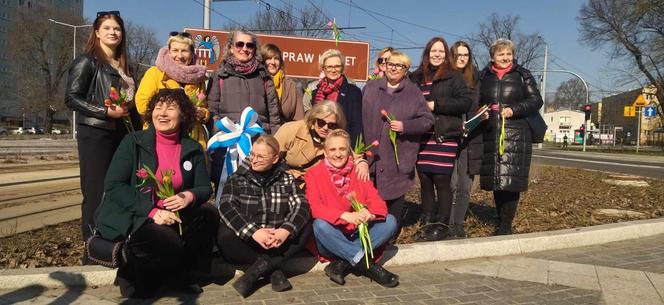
[461,71,483,175]
[310,77,364,145]
[207,60,282,133]
[478,63,543,192]
[362,77,434,200]
[65,53,137,130]
[409,69,473,140]
[96,126,212,240]
[218,159,311,242]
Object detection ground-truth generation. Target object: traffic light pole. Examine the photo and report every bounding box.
[583,113,590,152]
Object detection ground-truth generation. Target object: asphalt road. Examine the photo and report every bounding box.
[532,148,664,179]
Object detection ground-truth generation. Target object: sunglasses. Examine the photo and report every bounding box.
[96,10,120,18]
[234,41,256,50]
[169,31,191,38]
[316,118,338,130]
[377,57,390,65]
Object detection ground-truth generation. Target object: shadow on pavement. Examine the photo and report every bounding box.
[468,202,499,226]
[48,271,86,305]
[0,284,45,304]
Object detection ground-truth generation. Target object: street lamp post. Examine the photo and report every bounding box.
[203,0,248,29]
[537,36,548,149]
[48,18,92,140]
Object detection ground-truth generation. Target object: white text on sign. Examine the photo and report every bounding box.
[282,52,357,66]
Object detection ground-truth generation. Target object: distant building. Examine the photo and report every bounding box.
[597,86,661,145]
[0,0,83,126]
[542,110,586,143]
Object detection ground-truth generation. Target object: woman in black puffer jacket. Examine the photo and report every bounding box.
[478,38,543,235]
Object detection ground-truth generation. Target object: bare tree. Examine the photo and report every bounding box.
[5,7,83,133]
[126,22,160,81]
[468,13,545,70]
[224,1,329,38]
[551,78,587,111]
[579,0,664,121]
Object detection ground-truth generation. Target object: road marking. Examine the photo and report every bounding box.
[533,155,664,169]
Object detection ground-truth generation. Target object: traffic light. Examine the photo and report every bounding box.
[583,104,592,121]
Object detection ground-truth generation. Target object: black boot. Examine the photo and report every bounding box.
[269,269,292,292]
[448,224,467,239]
[324,260,352,285]
[420,223,450,241]
[419,213,435,224]
[232,255,273,297]
[358,261,399,288]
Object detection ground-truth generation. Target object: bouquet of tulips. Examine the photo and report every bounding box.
[136,166,182,235]
[353,133,379,158]
[347,192,374,269]
[104,86,135,133]
[189,91,206,108]
[380,109,399,165]
[368,68,384,80]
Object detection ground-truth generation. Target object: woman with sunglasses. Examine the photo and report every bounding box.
[64,10,137,247]
[302,49,363,146]
[206,30,281,190]
[361,51,434,240]
[275,101,371,186]
[369,47,394,80]
[409,37,473,241]
[260,43,305,122]
[135,31,208,149]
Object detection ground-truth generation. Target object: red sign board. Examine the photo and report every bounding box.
[184,28,370,81]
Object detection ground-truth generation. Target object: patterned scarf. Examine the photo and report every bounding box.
[226,55,259,75]
[272,69,284,99]
[324,156,354,197]
[314,75,344,103]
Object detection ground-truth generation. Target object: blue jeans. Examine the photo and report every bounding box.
[313,214,397,266]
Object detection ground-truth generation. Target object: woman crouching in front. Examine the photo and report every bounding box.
[96,88,219,298]
[305,129,399,288]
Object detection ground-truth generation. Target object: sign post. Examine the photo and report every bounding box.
[183,28,370,81]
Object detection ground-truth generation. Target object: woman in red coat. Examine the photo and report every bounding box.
[304,129,398,288]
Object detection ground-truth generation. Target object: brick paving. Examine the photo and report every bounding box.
[0,262,604,305]
[526,233,664,274]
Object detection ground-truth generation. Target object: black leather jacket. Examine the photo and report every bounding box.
[65,53,126,130]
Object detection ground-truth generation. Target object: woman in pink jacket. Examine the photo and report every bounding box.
[304,129,398,288]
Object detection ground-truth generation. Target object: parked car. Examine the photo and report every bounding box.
[0,127,8,136]
[27,127,44,135]
[11,127,25,135]
[51,128,62,135]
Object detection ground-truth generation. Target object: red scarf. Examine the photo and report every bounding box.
[491,63,512,80]
[314,76,344,103]
[226,55,259,75]
[324,157,354,198]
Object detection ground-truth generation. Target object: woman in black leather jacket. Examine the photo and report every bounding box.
[409,37,473,241]
[478,38,543,235]
[64,11,136,247]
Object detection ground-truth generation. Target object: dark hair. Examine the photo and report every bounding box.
[450,41,477,89]
[413,37,451,83]
[84,12,131,76]
[144,89,196,134]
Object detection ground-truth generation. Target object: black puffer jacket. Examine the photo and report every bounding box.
[409,70,473,140]
[478,63,543,192]
[460,71,483,175]
[65,54,133,130]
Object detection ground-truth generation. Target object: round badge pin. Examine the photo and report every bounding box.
[183,161,193,171]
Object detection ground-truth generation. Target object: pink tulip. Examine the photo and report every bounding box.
[380,109,389,118]
[365,150,373,158]
[373,68,380,74]
[370,140,379,147]
[327,20,333,28]
[109,88,119,101]
[136,168,148,180]
[197,92,206,101]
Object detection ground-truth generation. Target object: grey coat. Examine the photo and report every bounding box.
[207,60,281,133]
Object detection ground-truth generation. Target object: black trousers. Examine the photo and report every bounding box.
[77,124,126,241]
[385,195,406,240]
[494,190,521,231]
[217,222,312,267]
[118,204,220,292]
[418,171,454,224]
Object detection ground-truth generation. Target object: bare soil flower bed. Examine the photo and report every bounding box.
[2,164,662,269]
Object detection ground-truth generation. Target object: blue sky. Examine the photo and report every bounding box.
[83,0,634,102]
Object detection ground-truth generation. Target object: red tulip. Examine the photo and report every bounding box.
[380,109,388,118]
[109,87,120,101]
[136,168,148,180]
[365,150,373,158]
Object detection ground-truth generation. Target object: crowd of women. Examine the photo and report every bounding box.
[65,10,543,299]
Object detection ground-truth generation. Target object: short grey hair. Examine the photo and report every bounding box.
[319,49,345,72]
[223,30,261,61]
[489,38,514,58]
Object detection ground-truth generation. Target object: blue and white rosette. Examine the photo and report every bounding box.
[207,106,264,207]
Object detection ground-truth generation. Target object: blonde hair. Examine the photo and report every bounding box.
[167,35,195,52]
[490,38,514,58]
[374,46,394,69]
[319,49,345,72]
[305,100,347,130]
[388,51,411,69]
[324,129,351,150]
[253,135,280,155]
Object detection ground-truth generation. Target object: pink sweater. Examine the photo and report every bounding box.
[148,130,183,218]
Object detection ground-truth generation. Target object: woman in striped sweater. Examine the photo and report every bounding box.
[409,37,473,241]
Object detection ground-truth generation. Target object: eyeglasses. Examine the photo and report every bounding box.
[248,153,274,162]
[316,118,339,129]
[377,57,390,65]
[96,11,120,18]
[234,41,256,50]
[386,62,408,71]
[169,31,191,38]
[324,65,343,71]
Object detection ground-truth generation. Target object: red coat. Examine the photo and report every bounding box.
[304,161,388,234]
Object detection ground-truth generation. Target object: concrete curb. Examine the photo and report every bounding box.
[1,217,663,290]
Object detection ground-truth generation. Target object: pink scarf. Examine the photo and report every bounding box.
[226,55,259,75]
[155,47,207,84]
[324,157,354,197]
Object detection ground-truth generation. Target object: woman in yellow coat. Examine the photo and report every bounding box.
[135,32,209,149]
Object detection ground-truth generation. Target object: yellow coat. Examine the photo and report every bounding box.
[135,66,209,149]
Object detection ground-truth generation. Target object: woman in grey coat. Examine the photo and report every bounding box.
[478,39,543,235]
